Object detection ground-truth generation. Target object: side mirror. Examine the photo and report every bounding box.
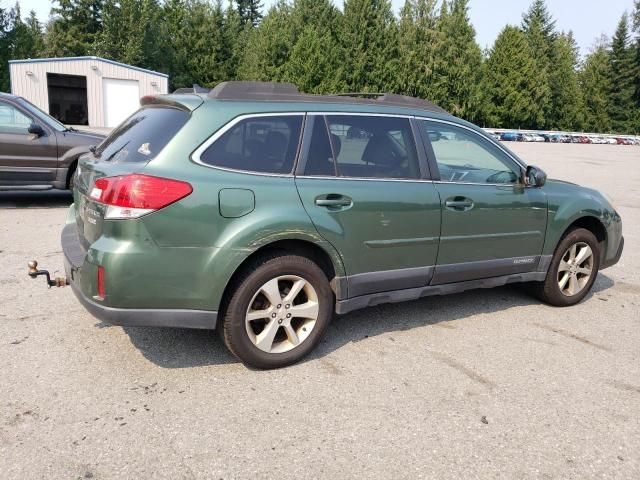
[525,165,547,187]
[427,131,442,142]
[28,123,45,137]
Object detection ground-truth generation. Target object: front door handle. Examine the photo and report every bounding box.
[315,194,353,209]
[445,197,474,211]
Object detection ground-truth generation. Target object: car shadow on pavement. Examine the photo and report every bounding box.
[120,273,615,369]
[0,191,73,209]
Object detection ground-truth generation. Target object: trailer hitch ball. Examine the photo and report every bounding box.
[28,260,68,288]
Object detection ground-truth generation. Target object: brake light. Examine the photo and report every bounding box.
[90,174,192,219]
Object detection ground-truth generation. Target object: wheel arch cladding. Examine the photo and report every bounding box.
[217,239,341,319]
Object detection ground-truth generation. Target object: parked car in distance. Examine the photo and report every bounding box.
[33,81,624,369]
[500,131,521,142]
[0,92,105,191]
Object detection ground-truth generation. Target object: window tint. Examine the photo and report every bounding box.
[422,121,520,184]
[95,106,188,163]
[314,115,420,179]
[304,117,336,176]
[200,115,303,174]
[0,103,32,134]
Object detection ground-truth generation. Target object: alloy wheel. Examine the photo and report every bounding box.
[245,275,319,354]
[557,242,594,296]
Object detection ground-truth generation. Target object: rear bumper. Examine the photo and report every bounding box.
[62,223,218,329]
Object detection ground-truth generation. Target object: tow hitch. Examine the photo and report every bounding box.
[28,260,68,288]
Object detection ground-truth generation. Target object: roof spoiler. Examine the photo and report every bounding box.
[172,84,211,94]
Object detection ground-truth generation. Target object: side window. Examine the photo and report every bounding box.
[0,103,32,134]
[200,115,303,174]
[323,115,420,179]
[421,121,520,184]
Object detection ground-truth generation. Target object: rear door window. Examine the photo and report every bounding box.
[95,106,189,163]
[303,115,420,179]
[199,115,303,174]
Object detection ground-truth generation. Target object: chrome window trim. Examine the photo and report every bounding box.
[295,175,434,184]
[414,116,528,171]
[191,112,306,177]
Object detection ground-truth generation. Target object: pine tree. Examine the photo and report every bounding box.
[0,5,13,92]
[609,13,636,133]
[236,0,263,27]
[580,39,613,133]
[237,1,294,82]
[521,0,555,128]
[10,5,45,60]
[396,0,440,100]
[282,0,342,93]
[431,0,483,120]
[338,0,398,93]
[45,0,104,56]
[94,0,164,71]
[481,26,545,129]
[548,32,584,130]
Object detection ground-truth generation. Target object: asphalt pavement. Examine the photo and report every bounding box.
[1,143,638,479]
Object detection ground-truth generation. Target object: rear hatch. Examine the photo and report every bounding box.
[74,95,201,248]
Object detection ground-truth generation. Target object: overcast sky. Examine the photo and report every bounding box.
[8,0,637,55]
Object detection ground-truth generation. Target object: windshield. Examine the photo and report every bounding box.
[17,97,67,132]
[95,106,190,163]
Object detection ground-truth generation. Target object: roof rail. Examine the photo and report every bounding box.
[206,81,448,114]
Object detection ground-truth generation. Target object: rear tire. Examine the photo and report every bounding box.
[221,254,333,369]
[533,228,600,307]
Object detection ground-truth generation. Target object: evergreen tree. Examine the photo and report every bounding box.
[521,0,555,128]
[608,13,636,132]
[282,0,342,93]
[395,0,440,100]
[548,32,584,130]
[580,39,612,133]
[93,0,164,71]
[481,26,545,129]
[1,5,13,91]
[338,0,398,92]
[45,0,104,56]
[431,0,483,120]
[236,0,263,27]
[237,1,293,82]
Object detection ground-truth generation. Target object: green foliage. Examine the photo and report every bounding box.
[548,32,585,130]
[45,0,104,56]
[395,1,440,100]
[609,13,637,133]
[236,0,262,26]
[481,26,545,129]
[338,0,398,92]
[580,41,613,133]
[431,0,483,121]
[1,0,639,133]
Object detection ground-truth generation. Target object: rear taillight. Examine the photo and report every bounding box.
[90,174,192,219]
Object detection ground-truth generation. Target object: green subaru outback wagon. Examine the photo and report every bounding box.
[48,82,623,368]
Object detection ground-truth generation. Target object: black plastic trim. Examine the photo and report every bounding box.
[336,271,547,315]
[431,256,541,285]
[69,280,218,329]
[346,266,434,298]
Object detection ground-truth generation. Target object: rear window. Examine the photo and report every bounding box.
[199,115,303,174]
[95,106,189,163]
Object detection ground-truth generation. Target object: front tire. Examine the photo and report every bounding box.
[534,228,600,307]
[221,254,333,369]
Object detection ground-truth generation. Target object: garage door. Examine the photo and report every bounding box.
[103,78,140,127]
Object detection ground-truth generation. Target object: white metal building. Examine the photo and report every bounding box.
[9,56,169,128]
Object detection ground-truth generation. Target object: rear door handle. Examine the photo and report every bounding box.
[445,198,474,211]
[314,194,353,209]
